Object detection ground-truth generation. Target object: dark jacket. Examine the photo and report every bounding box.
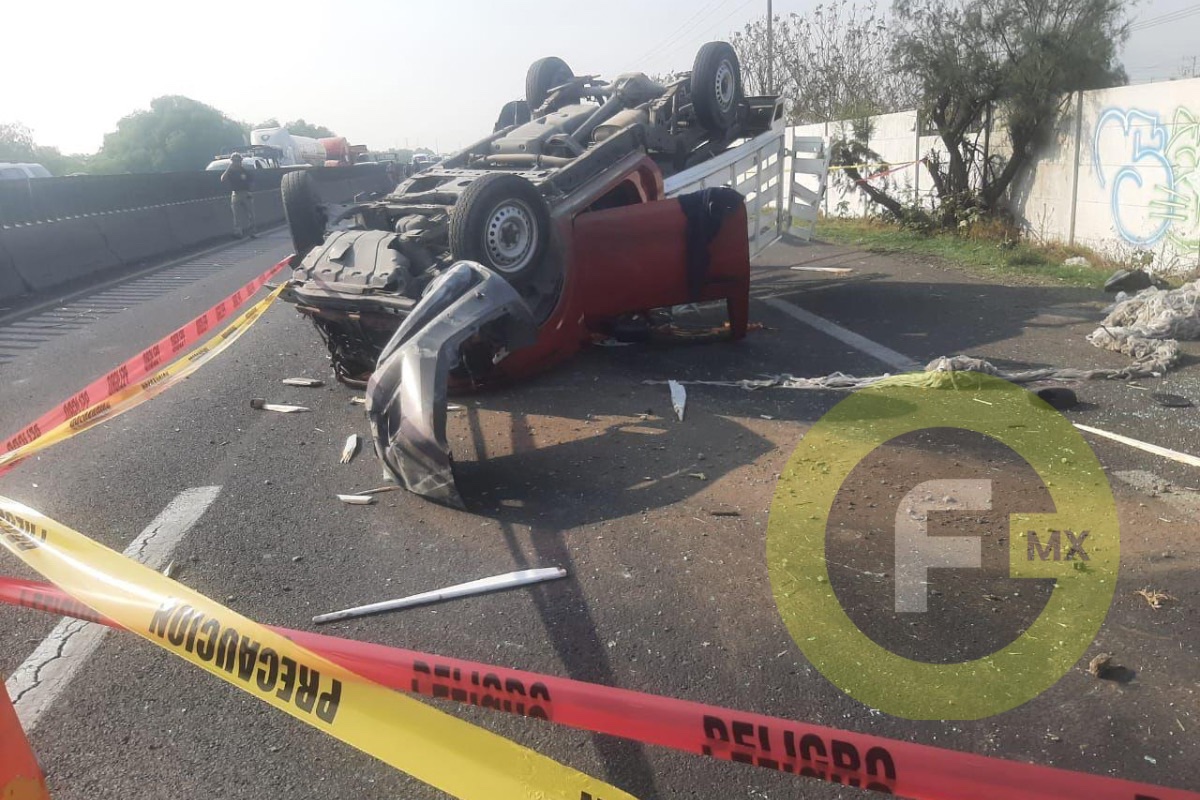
[221,163,252,192]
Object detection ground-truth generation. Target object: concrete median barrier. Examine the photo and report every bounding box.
[93,207,179,266]
[0,236,31,304]
[162,197,232,250]
[0,166,391,304]
[254,190,285,228]
[3,218,122,294]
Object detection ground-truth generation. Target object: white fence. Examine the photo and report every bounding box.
[664,126,831,257]
[791,77,1200,276]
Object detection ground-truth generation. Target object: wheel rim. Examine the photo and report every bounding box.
[714,60,735,113]
[484,200,538,273]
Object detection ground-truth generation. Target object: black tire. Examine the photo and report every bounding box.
[281,171,325,258]
[691,41,743,134]
[449,173,550,285]
[526,56,575,111]
[494,100,532,132]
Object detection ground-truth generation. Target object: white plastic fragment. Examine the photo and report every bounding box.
[312,567,568,624]
[669,380,687,421]
[250,399,310,413]
[340,434,360,464]
[336,494,376,505]
[282,378,325,387]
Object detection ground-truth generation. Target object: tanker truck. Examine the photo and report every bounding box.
[249,127,326,167]
[319,137,370,166]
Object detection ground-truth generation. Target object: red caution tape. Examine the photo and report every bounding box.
[3,577,1195,800]
[1,661,50,800]
[0,259,288,477]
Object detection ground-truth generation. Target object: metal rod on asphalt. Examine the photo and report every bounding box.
[312,567,568,624]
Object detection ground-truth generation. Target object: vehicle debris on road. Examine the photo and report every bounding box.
[790,266,854,274]
[669,380,687,421]
[340,434,361,464]
[282,378,325,387]
[250,399,311,413]
[312,567,568,624]
[1151,392,1194,408]
[336,493,376,505]
[1088,653,1115,678]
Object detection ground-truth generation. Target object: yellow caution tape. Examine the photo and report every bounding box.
[0,496,636,800]
[0,286,283,474]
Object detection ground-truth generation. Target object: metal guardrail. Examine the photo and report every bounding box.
[663,126,831,256]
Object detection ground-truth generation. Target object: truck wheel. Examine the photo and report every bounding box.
[494,100,532,132]
[691,41,742,134]
[449,173,550,285]
[282,171,325,258]
[526,56,575,111]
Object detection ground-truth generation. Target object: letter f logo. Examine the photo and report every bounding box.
[894,479,991,612]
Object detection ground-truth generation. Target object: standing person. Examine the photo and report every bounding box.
[221,154,256,238]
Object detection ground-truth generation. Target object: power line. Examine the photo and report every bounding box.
[652,0,760,67]
[623,0,729,71]
[1128,3,1200,31]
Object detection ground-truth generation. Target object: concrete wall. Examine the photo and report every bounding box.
[0,167,392,306]
[806,76,1200,277]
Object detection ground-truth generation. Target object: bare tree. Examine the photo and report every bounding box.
[788,0,921,122]
[730,15,788,96]
[734,0,920,124]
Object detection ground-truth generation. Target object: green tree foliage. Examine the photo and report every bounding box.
[0,123,37,162]
[284,119,335,138]
[96,96,246,173]
[1,122,92,175]
[891,0,1129,225]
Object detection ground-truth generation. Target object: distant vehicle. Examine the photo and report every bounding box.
[205,144,286,172]
[320,137,370,166]
[250,127,327,167]
[410,153,438,172]
[0,163,52,180]
[205,156,274,171]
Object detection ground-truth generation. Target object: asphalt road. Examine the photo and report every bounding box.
[1,232,1197,799]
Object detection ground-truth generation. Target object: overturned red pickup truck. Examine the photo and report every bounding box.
[279,42,781,506]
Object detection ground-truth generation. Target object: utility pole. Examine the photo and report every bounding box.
[767,0,774,94]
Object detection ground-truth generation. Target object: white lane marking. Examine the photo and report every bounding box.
[5,485,222,731]
[1075,424,1200,468]
[760,296,922,372]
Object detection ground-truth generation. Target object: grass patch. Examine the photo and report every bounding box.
[815,217,1120,288]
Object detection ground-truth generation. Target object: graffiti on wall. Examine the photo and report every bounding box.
[1093,106,1199,249]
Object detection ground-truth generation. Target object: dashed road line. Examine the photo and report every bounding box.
[759,296,922,372]
[5,485,222,730]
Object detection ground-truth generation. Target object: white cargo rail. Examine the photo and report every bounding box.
[663,126,830,257]
[787,132,830,242]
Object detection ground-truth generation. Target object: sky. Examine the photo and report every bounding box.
[4,0,1198,157]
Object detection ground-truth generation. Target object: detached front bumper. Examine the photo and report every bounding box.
[365,262,538,507]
